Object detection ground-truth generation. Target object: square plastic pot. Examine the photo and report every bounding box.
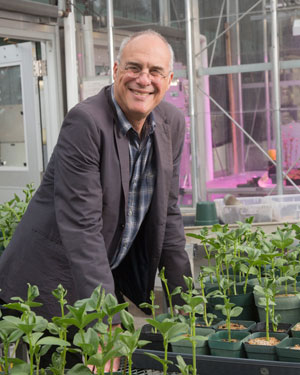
[208,330,251,358]
[291,323,300,338]
[244,332,288,361]
[207,285,257,321]
[171,327,214,355]
[254,291,300,325]
[215,320,256,332]
[251,322,292,335]
[276,337,300,362]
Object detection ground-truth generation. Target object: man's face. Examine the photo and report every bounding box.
[113,34,174,126]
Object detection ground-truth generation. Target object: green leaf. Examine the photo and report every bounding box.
[120,309,135,333]
[37,336,70,347]
[230,306,243,318]
[66,363,91,374]
[144,352,173,367]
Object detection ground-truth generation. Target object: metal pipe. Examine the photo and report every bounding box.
[64,1,79,110]
[235,0,245,173]
[263,0,272,150]
[200,35,214,181]
[0,0,60,18]
[196,0,263,58]
[271,0,284,194]
[107,0,114,84]
[185,0,200,203]
[82,15,96,78]
[209,0,225,67]
[159,0,170,26]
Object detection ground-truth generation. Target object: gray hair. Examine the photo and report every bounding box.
[116,29,174,72]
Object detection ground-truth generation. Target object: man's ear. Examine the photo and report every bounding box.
[113,62,119,81]
[167,72,174,88]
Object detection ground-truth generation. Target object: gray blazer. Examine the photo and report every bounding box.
[0,86,192,320]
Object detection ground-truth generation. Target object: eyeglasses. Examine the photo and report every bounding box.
[120,64,170,81]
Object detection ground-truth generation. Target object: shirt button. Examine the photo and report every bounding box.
[128,209,133,215]
[120,223,125,229]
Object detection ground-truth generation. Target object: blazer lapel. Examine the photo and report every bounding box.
[151,110,173,226]
[113,120,130,214]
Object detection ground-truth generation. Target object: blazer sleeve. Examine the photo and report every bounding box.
[53,105,116,301]
[158,108,192,304]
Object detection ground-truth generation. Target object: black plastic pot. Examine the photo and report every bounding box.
[251,322,292,335]
[139,324,171,352]
[207,285,258,321]
[195,317,221,330]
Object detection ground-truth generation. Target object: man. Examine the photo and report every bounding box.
[0,29,191,335]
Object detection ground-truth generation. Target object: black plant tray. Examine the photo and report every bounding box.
[132,349,300,375]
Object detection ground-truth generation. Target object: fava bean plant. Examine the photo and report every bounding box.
[0,184,35,253]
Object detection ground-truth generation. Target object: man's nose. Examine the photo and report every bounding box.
[136,71,152,85]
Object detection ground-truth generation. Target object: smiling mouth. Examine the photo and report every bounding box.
[130,89,153,96]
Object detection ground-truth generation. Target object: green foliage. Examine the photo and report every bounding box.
[0,184,35,253]
[159,267,182,319]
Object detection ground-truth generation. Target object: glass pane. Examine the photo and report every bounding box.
[199,0,273,67]
[280,68,300,185]
[205,70,272,198]
[0,65,26,168]
[279,7,300,61]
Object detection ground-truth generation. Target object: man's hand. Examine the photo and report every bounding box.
[88,324,121,374]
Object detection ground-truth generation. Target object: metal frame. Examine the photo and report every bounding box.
[104,0,300,205]
[0,14,64,160]
[194,0,300,199]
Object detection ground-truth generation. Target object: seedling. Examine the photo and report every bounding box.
[139,290,159,333]
[159,267,182,319]
[177,276,208,375]
[198,267,217,327]
[254,279,277,341]
[210,278,243,342]
[0,184,35,251]
[87,293,128,375]
[3,284,69,375]
[145,319,189,375]
[119,310,149,375]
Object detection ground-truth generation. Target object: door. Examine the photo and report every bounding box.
[0,42,43,203]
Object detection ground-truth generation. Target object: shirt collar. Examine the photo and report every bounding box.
[111,85,156,137]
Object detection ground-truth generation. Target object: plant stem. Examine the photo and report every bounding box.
[191,312,197,375]
[128,354,132,375]
[200,278,208,326]
[163,338,168,375]
[4,342,9,374]
[266,296,270,341]
[80,328,88,366]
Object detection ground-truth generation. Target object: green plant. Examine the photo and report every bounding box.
[175,355,192,375]
[0,184,35,252]
[86,293,128,375]
[3,284,69,375]
[0,316,24,374]
[176,276,207,375]
[139,290,159,333]
[119,310,149,375]
[186,227,213,269]
[159,267,182,319]
[47,284,71,375]
[197,267,217,327]
[254,280,277,340]
[210,278,243,342]
[145,318,188,375]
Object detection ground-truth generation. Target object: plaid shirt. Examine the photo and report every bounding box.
[110,87,156,269]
